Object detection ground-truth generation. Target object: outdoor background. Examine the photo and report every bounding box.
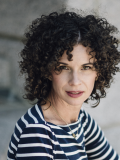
[0,0,120,159]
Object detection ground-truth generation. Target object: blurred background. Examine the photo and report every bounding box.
[0,0,120,159]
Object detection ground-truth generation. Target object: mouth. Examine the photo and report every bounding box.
[66,91,84,98]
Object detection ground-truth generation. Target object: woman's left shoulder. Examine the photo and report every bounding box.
[79,107,95,128]
[79,108,90,120]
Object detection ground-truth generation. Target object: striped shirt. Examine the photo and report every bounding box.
[7,104,120,160]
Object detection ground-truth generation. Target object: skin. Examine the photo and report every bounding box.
[42,44,97,125]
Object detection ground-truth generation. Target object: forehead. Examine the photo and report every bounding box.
[59,44,95,64]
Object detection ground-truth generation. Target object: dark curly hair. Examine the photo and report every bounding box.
[19,10,120,107]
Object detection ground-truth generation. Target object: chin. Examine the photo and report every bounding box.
[64,99,83,107]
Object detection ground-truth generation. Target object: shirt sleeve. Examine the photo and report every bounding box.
[83,110,120,160]
[7,123,56,160]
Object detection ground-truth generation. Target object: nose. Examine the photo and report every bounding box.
[68,71,82,86]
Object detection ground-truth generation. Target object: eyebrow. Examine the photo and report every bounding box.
[58,62,94,65]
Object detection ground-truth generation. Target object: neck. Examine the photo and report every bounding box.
[47,96,82,124]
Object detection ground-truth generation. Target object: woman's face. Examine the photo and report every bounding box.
[50,44,97,108]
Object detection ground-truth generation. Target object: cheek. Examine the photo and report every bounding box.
[87,76,96,91]
[84,73,96,90]
[51,74,65,91]
[52,73,68,85]
[52,75,61,85]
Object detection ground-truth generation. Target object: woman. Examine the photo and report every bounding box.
[7,10,120,159]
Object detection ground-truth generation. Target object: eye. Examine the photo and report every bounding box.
[60,66,69,70]
[82,66,92,70]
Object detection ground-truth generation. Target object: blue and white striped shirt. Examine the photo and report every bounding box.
[7,104,120,160]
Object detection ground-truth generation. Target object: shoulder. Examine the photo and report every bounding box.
[8,104,57,159]
[79,108,98,135]
[20,104,45,125]
[79,107,91,124]
[13,104,55,142]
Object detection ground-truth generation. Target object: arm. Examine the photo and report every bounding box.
[83,111,120,160]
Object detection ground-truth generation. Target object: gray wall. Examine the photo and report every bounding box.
[0,0,65,101]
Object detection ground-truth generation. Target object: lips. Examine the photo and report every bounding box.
[67,91,83,94]
[66,91,84,98]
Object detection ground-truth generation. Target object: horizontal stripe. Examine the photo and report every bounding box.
[78,155,88,160]
[66,148,86,156]
[55,134,74,139]
[86,138,106,153]
[92,145,113,160]
[60,142,83,147]
[26,124,55,135]
[18,143,52,149]
[47,124,63,130]
[53,150,65,154]
[87,143,107,157]
[16,153,53,158]
[20,133,59,145]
